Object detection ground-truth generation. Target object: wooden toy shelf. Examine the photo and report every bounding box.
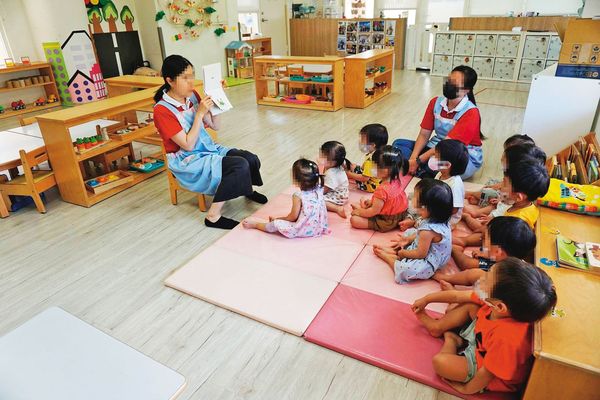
[253,55,344,112]
[37,87,165,208]
[244,37,272,56]
[0,61,61,119]
[344,49,394,109]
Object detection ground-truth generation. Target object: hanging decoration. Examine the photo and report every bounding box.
[158,0,230,39]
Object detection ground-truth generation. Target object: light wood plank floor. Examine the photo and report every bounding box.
[0,70,530,400]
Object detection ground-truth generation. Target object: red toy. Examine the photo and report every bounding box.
[34,97,46,106]
[11,100,25,111]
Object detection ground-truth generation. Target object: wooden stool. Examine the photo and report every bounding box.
[161,144,207,212]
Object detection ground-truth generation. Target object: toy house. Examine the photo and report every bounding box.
[67,70,98,104]
[225,41,254,78]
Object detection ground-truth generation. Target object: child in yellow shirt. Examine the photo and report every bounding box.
[346,124,388,192]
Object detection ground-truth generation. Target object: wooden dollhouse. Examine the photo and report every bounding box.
[225,41,254,79]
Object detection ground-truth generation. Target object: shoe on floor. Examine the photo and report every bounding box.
[246,191,268,204]
[204,216,239,230]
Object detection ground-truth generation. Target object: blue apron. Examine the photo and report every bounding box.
[155,94,229,195]
[429,96,483,179]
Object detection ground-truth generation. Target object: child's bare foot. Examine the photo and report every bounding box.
[443,331,464,348]
[439,280,455,291]
[337,206,348,219]
[373,246,397,268]
[241,219,258,229]
[414,309,443,337]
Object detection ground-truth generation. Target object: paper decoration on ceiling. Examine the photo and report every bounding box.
[85,0,136,33]
[43,30,107,106]
[157,0,230,39]
[351,0,367,17]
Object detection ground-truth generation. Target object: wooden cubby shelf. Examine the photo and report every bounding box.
[344,49,394,109]
[253,55,344,112]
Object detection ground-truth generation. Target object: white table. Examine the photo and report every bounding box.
[0,307,186,400]
[7,119,120,141]
[0,132,44,166]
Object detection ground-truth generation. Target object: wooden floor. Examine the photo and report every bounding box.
[0,70,530,400]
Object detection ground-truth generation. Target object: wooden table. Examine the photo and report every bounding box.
[0,307,186,399]
[8,119,119,140]
[524,207,600,399]
[0,132,45,218]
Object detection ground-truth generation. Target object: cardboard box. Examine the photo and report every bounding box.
[556,19,600,79]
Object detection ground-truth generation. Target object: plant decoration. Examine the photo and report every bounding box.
[157,0,234,39]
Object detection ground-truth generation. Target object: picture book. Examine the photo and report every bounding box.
[202,63,232,116]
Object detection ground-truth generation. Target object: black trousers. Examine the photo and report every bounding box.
[213,149,263,202]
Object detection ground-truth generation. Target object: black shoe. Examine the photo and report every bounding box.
[204,216,239,230]
[246,191,268,204]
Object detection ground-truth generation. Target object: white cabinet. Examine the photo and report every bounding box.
[454,34,475,55]
[493,58,517,80]
[434,33,455,54]
[453,55,473,68]
[519,59,545,81]
[473,57,494,78]
[432,55,453,75]
[496,34,521,58]
[431,30,561,83]
[474,34,497,56]
[522,35,550,59]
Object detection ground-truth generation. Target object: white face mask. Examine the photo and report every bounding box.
[473,278,490,301]
[500,191,516,205]
[427,156,451,172]
[359,143,374,154]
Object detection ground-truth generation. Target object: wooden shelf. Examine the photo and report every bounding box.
[344,48,394,109]
[76,124,158,161]
[0,62,53,74]
[85,167,165,205]
[253,55,344,111]
[0,81,55,94]
[0,101,61,120]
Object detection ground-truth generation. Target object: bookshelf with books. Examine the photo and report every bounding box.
[546,132,600,186]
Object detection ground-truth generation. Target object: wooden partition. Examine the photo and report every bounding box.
[449,16,575,32]
[289,18,407,69]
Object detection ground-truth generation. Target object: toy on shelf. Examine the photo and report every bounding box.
[225,41,254,78]
[11,100,25,111]
[73,133,110,154]
[310,74,333,83]
[47,94,58,103]
[288,66,308,81]
[283,94,314,104]
[85,170,134,194]
[0,105,4,114]
[129,156,165,173]
[34,97,46,106]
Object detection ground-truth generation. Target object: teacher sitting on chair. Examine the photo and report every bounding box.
[154,55,267,230]
[392,65,483,180]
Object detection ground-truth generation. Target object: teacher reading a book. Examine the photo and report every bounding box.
[154,55,267,230]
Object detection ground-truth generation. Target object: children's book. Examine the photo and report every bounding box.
[556,235,600,275]
[202,63,233,116]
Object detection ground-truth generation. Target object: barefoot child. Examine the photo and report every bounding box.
[320,141,350,218]
[435,216,536,286]
[350,145,409,232]
[412,258,557,395]
[373,179,453,283]
[346,124,388,192]
[242,159,329,238]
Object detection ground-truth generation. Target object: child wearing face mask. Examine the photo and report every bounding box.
[454,158,549,247]
[319,141,351,218]
[346,124,389,192]
[411,258,557,395]
[435,217,536,289]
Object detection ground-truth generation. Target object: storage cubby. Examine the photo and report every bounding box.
[344,49,394,109]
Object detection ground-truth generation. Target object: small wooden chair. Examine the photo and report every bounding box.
[161,144,207,212]
[0,147,57,214]
[20,116,37,126]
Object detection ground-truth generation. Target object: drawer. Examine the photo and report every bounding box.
[434,33,455,54]
[432,55,453,76]
[522,35,550,59]
[496,34,521,58]
[454,34,475,55]
[519,59,544,81]
[472,57,494,78]
[547,35,562,60]
[474,34,497,56]
[453,55,473,68]
[492,57,517,80]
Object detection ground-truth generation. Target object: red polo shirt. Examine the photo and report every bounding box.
[154,90,202,153]
[420,96,482,147]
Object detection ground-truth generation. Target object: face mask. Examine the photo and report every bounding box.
[443,81,459,100]
[359,143,373,154]
[500,191,515,205]
[427,156,451,172]
[473,279,490,301]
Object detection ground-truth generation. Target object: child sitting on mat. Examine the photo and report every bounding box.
[454,157,549,247]
[242,159,329,238]
[411,258,557,395]
[434,216,536,287]
[373,179,453,283]
[346,123,388,192]
[350,145,409,232]
[320,141,350,218]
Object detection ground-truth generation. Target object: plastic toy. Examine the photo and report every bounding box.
[47,94,58,103]
[11,100,25,110]
[0,105,4,114]
[34,97,46,106]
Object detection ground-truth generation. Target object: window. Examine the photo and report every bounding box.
[381,9,416,25]
[238,12,260,38]
[0,21,11,62]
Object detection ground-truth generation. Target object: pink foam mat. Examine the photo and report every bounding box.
[165,246,338,336]
[304,285,514,400]
[341,244,459,314]
[214,225,364,282]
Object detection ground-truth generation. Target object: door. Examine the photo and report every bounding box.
[259,0,288,55]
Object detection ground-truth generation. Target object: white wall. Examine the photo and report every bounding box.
[0,0,38,61]
[238,0,260,12]
[467,0,582,16]
[134,0,162,70]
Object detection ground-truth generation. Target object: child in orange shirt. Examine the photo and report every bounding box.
[412,258,557,394]
[350,145,409,232]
